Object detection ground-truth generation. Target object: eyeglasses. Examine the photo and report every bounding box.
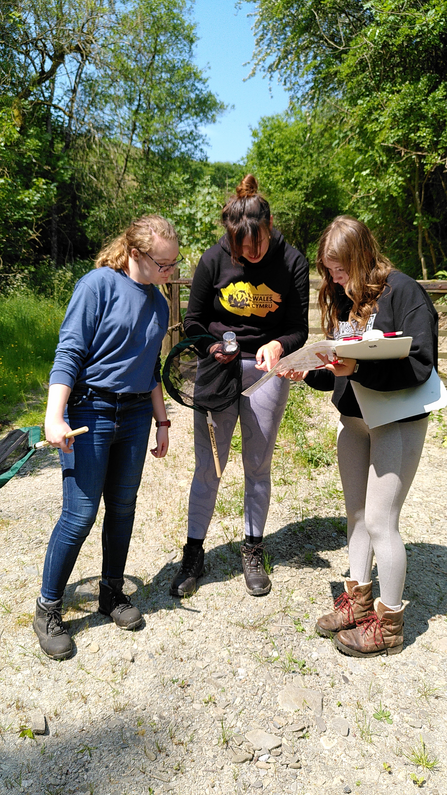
[142,251,184,273]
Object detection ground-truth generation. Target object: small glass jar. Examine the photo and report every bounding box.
[223,331,238,353]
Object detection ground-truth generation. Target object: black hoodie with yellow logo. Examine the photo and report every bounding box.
[184,229,309,358]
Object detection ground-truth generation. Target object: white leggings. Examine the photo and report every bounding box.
[337,414,428,606]
[188,359,290,540]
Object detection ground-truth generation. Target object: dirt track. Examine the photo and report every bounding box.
[0,392,446,795]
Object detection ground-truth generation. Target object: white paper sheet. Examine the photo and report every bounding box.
[351,368,447,428]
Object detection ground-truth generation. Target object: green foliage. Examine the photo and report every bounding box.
[0,0,226,283]
[373,703,393,724]
[404,736,439,771]
[0,292,64,423]
[18,726,35,740]
[246,109,347,255]
[171,176,223,261]
[244,0,447,276]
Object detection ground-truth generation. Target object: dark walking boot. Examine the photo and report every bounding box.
[98,578,142,629]
[33,598,73,660]
[241,542,271,596]
[170,544,204,597]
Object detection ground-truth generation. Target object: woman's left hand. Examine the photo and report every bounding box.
[150,426,169,458]
[316,353,357,377]
[255,340,284,372]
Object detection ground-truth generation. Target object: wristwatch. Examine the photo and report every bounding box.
[155,420,171,428]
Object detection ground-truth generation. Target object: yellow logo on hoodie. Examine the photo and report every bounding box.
[219,282,282,318]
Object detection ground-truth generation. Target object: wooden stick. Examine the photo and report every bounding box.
[34,426,89,449]
[206,412,221,479]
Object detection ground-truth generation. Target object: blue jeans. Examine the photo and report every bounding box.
[41,388,153,601]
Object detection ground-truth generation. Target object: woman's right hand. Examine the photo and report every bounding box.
[278,369,308,381]
[44,418,74,453]
[209,342,239,364]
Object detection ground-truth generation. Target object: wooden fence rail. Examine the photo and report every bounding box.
[161,275,447,360]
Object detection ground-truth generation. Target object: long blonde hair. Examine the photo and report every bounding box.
[316,216,393,334]
[95,215,178,272]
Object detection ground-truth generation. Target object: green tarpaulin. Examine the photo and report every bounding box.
[0,426,41,488]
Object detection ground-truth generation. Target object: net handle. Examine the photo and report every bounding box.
[206,412,221,479]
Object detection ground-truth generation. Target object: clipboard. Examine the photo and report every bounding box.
[242,334,412,398]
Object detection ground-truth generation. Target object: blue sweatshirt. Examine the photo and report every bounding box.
[49,267,169,394]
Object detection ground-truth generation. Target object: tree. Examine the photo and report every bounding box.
[245,109,346,255]
[245,0,447,275]
[0,0,225,279]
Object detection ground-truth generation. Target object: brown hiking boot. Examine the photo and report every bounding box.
[241,542,271,596]
[334,598,408,657]
[316,580,373,638]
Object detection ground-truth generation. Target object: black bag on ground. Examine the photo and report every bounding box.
[0,429,30,475]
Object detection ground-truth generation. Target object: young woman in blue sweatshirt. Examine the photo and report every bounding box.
[33,215,179,660]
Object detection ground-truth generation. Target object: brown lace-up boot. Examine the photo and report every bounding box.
[315,580,373,638]
[334,598,408,657]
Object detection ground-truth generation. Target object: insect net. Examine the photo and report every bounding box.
[162,336,242,415]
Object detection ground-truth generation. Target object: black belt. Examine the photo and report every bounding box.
[74,386,152,401]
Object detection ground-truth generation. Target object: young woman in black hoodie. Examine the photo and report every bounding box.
[170,175,309,598]
[286,215,438,657]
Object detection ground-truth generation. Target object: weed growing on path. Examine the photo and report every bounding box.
[405,736,439,770]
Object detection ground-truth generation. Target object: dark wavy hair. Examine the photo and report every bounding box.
[221,174,271,262]
[316,216,393,335]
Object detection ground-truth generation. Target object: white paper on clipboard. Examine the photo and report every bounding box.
[334,335,412,360]
[351,368,447,428]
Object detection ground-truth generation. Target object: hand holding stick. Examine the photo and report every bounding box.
[35,426,89,449]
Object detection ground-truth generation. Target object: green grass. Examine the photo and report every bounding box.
[276,382,337,471]
[0,292,64,426]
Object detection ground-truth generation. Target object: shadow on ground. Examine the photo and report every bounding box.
[63,519,447,653]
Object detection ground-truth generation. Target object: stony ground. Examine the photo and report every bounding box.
[1,389,447,795]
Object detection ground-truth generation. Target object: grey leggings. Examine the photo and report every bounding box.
[188,359,290,540]
[337,414,428,606]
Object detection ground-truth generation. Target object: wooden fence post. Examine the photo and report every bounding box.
[161,266,181,356]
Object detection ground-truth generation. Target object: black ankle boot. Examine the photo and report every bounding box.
[33,598,73,660]
[241,542,271,596]
[98,578,142,629]
[170,544,204,597]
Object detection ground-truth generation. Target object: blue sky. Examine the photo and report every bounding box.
[192,0,290,163]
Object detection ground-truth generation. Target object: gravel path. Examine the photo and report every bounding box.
[0,392,446,795]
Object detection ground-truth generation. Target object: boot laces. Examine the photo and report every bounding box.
[356,611,384,647]
[333,591,354,623]
[242,543,264,571]
[46,608,66,637]
[110,591,133,614]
